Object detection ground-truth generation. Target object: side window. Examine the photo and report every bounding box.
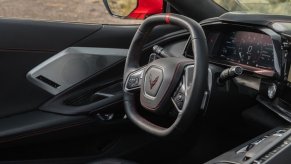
[0,0,141,24]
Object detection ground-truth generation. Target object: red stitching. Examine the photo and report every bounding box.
[165,13,171,24]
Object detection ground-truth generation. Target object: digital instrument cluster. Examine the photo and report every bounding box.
[217,31,274,70]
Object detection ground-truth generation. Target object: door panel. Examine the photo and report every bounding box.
[0,20,137,118]
[0,110,90,143]
[0,19,102,117]
[0,20,140,160]
[0,18,183,160]
[0,50,52,118]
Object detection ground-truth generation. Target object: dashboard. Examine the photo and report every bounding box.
[185,24,281,77]
[180,13,291,123]
[155,13,291,93]
[150,13,291,124]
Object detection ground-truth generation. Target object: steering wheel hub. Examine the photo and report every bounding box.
[140,58,192,114]
[144,66,163,98]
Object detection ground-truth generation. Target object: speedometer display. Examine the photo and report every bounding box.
[218,31,274,70]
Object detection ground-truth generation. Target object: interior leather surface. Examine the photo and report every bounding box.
[0,111,91,144]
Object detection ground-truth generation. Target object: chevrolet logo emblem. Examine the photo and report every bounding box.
[149,73,159,89]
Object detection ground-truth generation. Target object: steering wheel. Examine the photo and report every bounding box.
[123,14,208,137]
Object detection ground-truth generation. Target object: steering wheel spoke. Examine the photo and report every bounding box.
[171,75,186,111]
[124,67,145,92]
[172,64,194,111]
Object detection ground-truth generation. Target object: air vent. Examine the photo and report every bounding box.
[37,75,60,88]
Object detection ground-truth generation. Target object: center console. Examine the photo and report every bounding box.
[206,127,291,164]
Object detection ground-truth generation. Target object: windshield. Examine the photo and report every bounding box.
[214,0,291,16]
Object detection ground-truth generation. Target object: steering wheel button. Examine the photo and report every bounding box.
[131,76,137,82]
[177,93,184,102]
[133,78,139,85]
[127,77,139,89]
[175,101,184,109]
